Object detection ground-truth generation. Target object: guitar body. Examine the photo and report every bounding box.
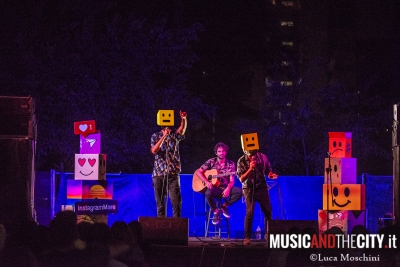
[192,169,218,193]
[192,169,235,193]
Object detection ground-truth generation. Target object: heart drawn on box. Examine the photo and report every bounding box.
[79,124,88,132]
[88,158,96,167]
[319,210,326,220]
[78,158,86,167]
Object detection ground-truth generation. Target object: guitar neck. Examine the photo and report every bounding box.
[213,172,236,178]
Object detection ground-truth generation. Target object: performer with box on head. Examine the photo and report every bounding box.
[237,132,278,245]
[150,110,187,218]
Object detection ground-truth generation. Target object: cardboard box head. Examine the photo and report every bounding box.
[74,154,106,180]
[157,110,174,126]
[241,132,259,151]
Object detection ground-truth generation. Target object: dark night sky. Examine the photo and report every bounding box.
[171,0,399,117]
[132,0,271,103]
[0,0,399,175]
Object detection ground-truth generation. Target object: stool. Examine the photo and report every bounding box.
[205,198,230,239]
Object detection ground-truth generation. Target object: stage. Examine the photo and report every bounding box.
[24,171,399,266]
[33,172,394,235]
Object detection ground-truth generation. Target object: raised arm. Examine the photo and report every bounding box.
[177,110,187,135]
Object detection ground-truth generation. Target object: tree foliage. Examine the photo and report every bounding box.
[0,1,395,176]
[230,55,394,176]
[0,1,214,173]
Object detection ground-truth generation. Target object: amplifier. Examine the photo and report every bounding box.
[0,96,36,115]
[138,216,189,246]
[0,114,36,139]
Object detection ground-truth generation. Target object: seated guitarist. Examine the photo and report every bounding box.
[195,142,243,225]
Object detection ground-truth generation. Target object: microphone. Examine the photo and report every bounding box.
[250,160,255,171]
[160,133,169,147]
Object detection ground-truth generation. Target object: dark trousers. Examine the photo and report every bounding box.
[205,186,242,211]
[243,186,272,239]
[152,175,182,217]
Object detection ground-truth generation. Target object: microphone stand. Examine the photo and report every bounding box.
[325,152,332,233]
[164,135,170,217]
[325,149,340,233]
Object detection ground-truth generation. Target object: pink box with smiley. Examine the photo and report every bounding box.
[74,154,106,180]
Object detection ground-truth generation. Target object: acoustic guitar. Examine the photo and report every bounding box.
[192,169,236,193]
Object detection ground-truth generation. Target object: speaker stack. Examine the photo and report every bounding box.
[138,216,189,246]
[0,96,37,229]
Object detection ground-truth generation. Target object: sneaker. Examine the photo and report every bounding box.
[212,211,219,225]
[221,205,230,218]
[243,238,251,245]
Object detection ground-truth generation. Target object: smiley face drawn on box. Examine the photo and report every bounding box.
[157,110,174,126]
[241,132,260,151]
[74,154,106,180]
[323,184,365,211]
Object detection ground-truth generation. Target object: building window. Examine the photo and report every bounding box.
[280,81,293,86]
[282,41,294,46]
[282,1,294,7]
[281,61,292,66]
[281,21,294,26]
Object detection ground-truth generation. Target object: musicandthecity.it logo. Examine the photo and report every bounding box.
[269,234,398,249]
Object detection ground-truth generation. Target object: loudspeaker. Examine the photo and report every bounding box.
[0,138,35,227]
[0,96,36,115]
[268,220,318,234]
[138,216,188,246]
[0,114,36,139]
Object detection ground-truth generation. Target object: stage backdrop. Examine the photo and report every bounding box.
[33,172,393,237]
